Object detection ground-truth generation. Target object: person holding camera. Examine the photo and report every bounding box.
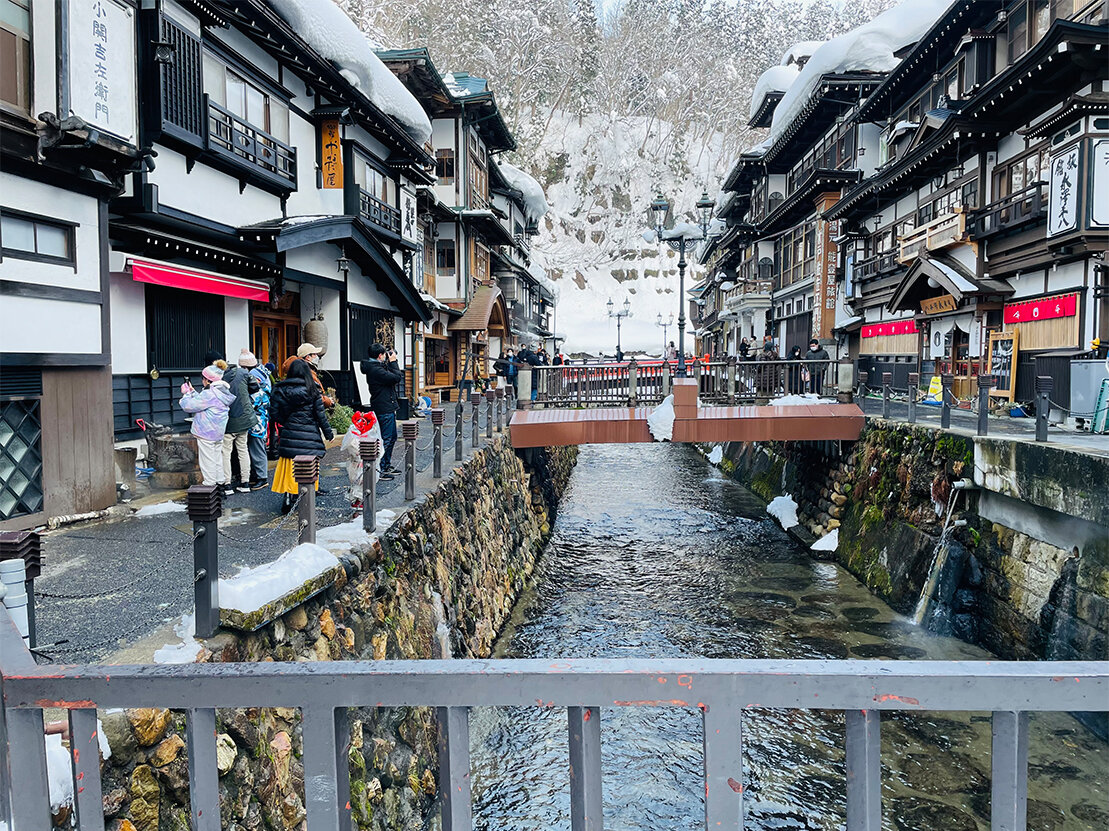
[360,343,404,480]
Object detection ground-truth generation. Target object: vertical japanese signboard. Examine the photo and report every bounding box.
[68,0,137,143]
[320,120,343,188]
[1090,139,1109,229]
[1047,144,1081,237]
[400,187,418,244]
[813,192,842,341]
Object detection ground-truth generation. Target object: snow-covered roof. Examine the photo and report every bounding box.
[267,0,432,146]
[442,72,488,99]
[420,292,449,312]
[528,260,560,302]
[749,64,801,121]
[497,160,549,221]
[768,0,951,146]
[888,120,920,143]
[744,137,772,158]
[781,41,826,68]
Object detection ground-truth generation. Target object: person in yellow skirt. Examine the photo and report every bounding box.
[268,359,334,512]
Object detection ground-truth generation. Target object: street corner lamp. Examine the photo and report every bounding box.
[608,297,632,358]
[657,312,674,355]
[651,191,671,238]
[696,190,716,236]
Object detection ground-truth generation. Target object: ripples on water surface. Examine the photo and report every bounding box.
[467,444,1106,831]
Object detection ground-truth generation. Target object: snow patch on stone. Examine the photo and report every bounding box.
[315,520,375,554]
[770,393,823,407]
[153,613,203,665]
[133,501,186,517]
[219,543,340,614]
[811,528,839,552]
[707,446,724,465]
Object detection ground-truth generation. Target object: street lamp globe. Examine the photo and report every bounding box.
[650,192,670,236]
[623,298,631,315]
[696,190,716,235]
[606,297,614,314]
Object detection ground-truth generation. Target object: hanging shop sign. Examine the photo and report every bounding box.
[69,0,137,142]
[812,194,841,341]
[320,120,343,189]
[1089,139,1109,228]
[861,319,919,338]
[988,330,1019,402]
[920,294,958,315]
[401,188,419,245]
[1003,293,1078,325]
[1047,144,1081,237]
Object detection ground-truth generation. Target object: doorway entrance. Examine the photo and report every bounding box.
[252,294,301,372]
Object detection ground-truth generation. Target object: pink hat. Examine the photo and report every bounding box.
[238,348,258,368]
[202,364,224,383]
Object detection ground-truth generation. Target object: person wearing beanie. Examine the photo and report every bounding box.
[239,350,272,490]
[219,351,260,496]
[179,365,236,486]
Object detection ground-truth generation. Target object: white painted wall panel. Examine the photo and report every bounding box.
[296,284,341,371]
[109,274,147,374]
[150,147,280,227]
[225,298,250,365]
[0,296,100,353]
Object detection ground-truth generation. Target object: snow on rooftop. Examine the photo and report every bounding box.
[781,41,826,67]
[931,258,977,293]
[528,260,560,301]
[219,542,340,614]
[743,137,772,157]
[498,160,549,221]
[749,64,800,121]
[442,72,486,98]
[768,0,951,146]
[420,292,450,312]
[268,0,431,145]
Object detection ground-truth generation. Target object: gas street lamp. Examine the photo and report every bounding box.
[656,312,673,355]
[650,190,715,377]
[607,297,632,359]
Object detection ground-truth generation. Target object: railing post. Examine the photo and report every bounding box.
[517,365,532,410]
[471,392,481,448]
[455,398,464,461]
[301,706,352,831]
[727,356,737,404]
[991,711,1030,831]
[857,369,869,399]
[1035,376,1052,442]
[576,366,584,406]
[907,372,919,423]
[186,484,221,639]
[293,455,319,545]
[431,408,444,478]
[882,372,893,419]
[186,707,221,831]
[485,389,495,440]
[627,359,638,407]
[568,706,603,831]
[977,374,996,436]
[359,437,379,533]
[437,706,473,830]
[703,702,744,830]
[846,710,882,831]
[662,364,672,398]
[402,420,417,500]
[941,373,954,429]
[693,360,703,396]
[68,707,106,830]
[495,387,505,432]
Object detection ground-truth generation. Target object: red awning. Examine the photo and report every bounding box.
[128,259,270,302]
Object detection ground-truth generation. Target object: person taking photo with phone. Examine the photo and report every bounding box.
[360,343,404,480]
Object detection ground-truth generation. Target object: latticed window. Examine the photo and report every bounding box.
[0,393,44,521]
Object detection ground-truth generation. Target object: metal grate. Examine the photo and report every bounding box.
[0,367,42,398]
[0,399,44,520]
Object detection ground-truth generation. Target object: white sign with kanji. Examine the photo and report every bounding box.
[1047,144,1081,237]
[69,0,137,142]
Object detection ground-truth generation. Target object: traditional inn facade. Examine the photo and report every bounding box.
[711,0,1108,415]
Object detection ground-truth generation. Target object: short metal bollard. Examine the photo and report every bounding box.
[882,372,893,419]
[186,485,222,638]
[431,408,445,478]
[940,373,954,430]
[907,372,919,424]
[293,455,319,545]
[471,391,481,447]
[455,398,464,461]
[485,389,495,440]
[1035,376,1052,442]
[977,375,996,436]
[359,437,379,533]
[402,420,418,500]
[495,387,505,433]
[858,370,869,398]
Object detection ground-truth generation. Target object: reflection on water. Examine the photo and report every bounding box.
[469,444,1107,830]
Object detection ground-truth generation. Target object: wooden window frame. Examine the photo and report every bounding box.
[435,149,456,183]
[0,0,32,115]
[0,208,77,269]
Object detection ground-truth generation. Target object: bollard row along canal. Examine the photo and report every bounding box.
[461,444,1106,831]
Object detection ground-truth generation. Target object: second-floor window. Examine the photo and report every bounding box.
[0,0,31,113]
[204,56,289,143]
[354,157,397,207]
[1,209,75,266]
[436,241,456,276]
[993,145,1050,199]
[468,133,488,207]
[436,149,456,183]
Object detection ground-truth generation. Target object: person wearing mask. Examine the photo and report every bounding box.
[787,345,805,394]
[238,349,272,490]
[219,356,259,496]
[537,347,549,365]
[279,343,334,407]
[503,348,519,396]
[269,359,334,512]
[179,365,236,487]
[807,338,830,395]
[360,343,404,480]
[757,338,782,397]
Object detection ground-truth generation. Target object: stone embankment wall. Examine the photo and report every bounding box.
[87,437,578,831]
[722,421,1108,683]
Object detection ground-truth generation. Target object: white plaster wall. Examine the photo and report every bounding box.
[856,124,881,176]
[996,133,1028,164]
[433,118,459,206]
[0,296,100,353]
[0,173,101,291]
[949,244,978,273]
[296,284,341,371]
[109,274,148,374]
[151,146,281,227]
[207,28,278,81]
[224,298,250,364]
[346,265,395,311]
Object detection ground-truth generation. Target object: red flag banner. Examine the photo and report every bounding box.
[861,319,920,339]
[1004,294,1078,325]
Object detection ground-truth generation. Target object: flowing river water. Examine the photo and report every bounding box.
[466,444,1107,830]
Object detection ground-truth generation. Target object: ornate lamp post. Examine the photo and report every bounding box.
[650,190,715,377]
[607,297,632,358]
[656,312,673,355]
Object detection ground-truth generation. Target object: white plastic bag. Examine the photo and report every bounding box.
[341,412,382,502]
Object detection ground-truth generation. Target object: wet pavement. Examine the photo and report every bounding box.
[32,403,498,662]
[468,443,1108,831]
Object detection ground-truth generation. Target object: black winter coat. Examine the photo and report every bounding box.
[223,366,259,434]
[360,358,404,414]
[269,379,333,458]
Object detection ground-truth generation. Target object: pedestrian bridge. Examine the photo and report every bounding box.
[510,364,865,447]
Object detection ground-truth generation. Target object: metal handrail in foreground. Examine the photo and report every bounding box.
[2,614,1105,831]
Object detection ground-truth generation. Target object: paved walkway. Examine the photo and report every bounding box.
[31,403,506,663]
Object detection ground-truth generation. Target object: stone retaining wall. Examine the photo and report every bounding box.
[86,436,578,831]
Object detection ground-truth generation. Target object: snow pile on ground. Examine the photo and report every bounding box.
[769,0,950,145]
[133,501,186,517]
[767,494,799,529]
[811,528,840,553]
[219,543,339,613]
[646,395,676,442]
[498,160,549,221]
[153,613,203,665]
[770,393,823,407]
[376,508,397,527]
[45,733,73,811]
[749,64,800,120]
[316,519,374,554]
[707,446,724,465]
[268,0,431,145]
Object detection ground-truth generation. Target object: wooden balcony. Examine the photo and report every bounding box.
[971,183,1048,240]
[853,250,902,283]
[206,99,296,190]
[358,189,401,236]
[898,208,968,264]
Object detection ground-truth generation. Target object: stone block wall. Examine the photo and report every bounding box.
[86,436,579,831]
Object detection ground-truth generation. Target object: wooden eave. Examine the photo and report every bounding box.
[747,92,784,129]
[760,168,862,236]
[1023,92,1109,139]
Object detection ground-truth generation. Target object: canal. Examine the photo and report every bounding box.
[467,444,1107,830]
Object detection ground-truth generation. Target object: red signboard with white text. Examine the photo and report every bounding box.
[861,320,920,339]
[1003,294,1078,325]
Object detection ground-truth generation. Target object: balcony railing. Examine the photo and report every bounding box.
[853,250,902,283]
[358,189,401,235]
[898,208,968,263]
[971,182,1048,239]
[206,99,296,189]
[514,232,531,254]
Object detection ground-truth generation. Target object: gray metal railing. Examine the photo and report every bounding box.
[4,610,1104,831]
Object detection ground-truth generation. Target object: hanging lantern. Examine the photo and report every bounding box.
[304,314,329,356]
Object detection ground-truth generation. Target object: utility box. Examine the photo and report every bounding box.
[1070,359,1109,421]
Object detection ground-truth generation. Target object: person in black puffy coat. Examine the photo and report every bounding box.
[268,360,334,511]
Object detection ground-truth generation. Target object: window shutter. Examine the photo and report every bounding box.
[159,16,205,147]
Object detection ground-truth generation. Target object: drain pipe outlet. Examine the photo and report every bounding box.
[952,479,979,491]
